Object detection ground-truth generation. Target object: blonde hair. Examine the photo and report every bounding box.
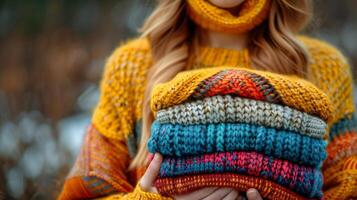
[130,0,312,168]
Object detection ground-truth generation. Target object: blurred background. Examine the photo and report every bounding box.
[0,0,356,199]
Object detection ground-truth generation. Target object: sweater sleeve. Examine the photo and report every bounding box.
[322,63,357,200]
[301,37,357,199]
[58,39,169,199]
[58,125,170,200]
[97,184,172,200]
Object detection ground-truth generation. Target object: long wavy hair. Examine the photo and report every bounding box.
[130,0,312,168]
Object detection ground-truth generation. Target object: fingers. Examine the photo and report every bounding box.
[237,195,246,200]
[140,153,163,192]
[246,189,262,200]
[174,188,260,200]
[202,188,234,200]
[175,187,218,200]
[222,190,239,200]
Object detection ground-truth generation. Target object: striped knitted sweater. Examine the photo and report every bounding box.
[58,36,357,200]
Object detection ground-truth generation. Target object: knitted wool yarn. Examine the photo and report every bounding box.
[151,68,333,121]
[59,125,133,199]
[324,132,357,167]
[156,95,327,138]
[148,121,327,167]
[59,33,357,199]
[322,156,357,199]
[149,67,334,199]
[187,0,271,34]
[155,173,320,200]
[159,151,323,198]
[329,114,357,140]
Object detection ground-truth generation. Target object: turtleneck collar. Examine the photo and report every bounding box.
[187,0,271,34]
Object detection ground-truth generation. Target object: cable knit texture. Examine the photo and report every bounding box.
[157,95,327,138]
[59,35,357,200]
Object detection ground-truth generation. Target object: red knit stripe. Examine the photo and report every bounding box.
[155,173,320,200]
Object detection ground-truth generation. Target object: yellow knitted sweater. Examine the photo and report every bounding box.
[59,36,357,200]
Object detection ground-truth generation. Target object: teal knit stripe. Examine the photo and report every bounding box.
[157,95,327,138]
[148,121,327,167]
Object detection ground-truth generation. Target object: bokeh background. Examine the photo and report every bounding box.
[0,0,356,199]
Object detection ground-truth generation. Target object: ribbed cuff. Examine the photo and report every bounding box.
[125,184,172,200]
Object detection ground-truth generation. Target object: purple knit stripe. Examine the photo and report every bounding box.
[160,151,312,179]
[159,151,322,197]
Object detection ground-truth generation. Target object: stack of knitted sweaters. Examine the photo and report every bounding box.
[148,67,333,200]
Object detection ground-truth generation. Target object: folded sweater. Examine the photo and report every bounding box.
[159,151,323,198]
[148,121,327,167]
[151,68,333,121]
[157,95,327,138]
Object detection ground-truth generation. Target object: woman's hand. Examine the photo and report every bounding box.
[174,187,262,200]
[139,153,163,193]
[246,189,263,200]
[175,187,239,200]
[139,153,263,200]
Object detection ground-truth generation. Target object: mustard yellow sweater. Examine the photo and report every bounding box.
[59,36,357,200]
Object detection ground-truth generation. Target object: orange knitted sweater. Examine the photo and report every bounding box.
[58,36,357,200]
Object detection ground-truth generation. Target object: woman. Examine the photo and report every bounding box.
[59,0,357,199]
